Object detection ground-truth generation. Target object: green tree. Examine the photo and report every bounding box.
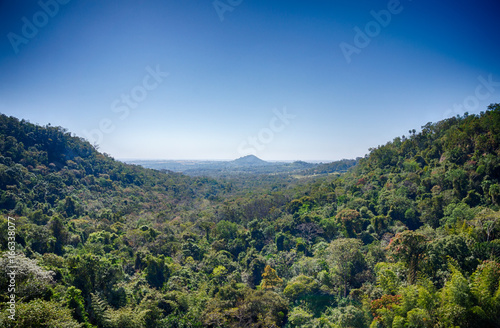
[325,238,365,297]
[375,262,406,295]
[389,231,427,284]
[438,263,472,327]
[49,215,68,255]
[336,209,362,237]
[469,208,500,242]
[470,260,500,324]
[424,234,475,286]
[145,255,170,289]
[283,274,320,302]
[65,287,92,327]
[488,184,500,204]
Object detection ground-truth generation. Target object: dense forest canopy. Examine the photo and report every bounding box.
[1,104,500,327]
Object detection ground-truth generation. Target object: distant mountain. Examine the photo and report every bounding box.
[231,155,269,166]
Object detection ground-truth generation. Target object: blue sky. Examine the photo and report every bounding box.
[1,0,499,161]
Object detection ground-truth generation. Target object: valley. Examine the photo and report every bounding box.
[126,155,358,177]
[1,106,500,327]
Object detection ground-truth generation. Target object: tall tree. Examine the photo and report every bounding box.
[325,238,364,297]
[389,231,428,284]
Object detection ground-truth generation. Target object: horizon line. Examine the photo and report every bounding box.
[118,157,356,164]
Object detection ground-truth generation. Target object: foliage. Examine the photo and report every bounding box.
[0,299,84,328]
[1,105,500,326]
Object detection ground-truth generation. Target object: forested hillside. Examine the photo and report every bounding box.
[1,104,500,327]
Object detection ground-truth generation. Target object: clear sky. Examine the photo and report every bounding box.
[1,0,499,161]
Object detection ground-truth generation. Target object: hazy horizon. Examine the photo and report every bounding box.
[121,155,343,164]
